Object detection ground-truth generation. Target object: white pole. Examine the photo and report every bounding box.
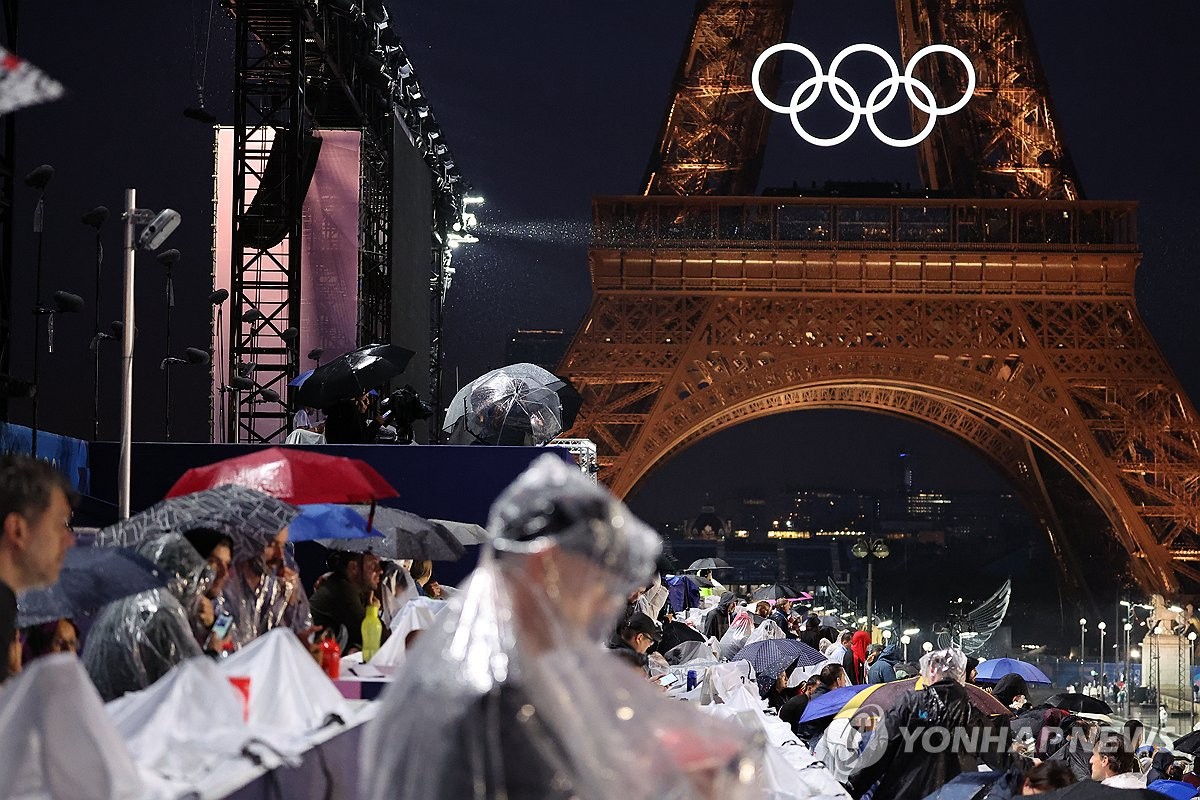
[118,188,135,520]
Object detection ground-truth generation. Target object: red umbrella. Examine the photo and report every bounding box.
[165,447,398,505]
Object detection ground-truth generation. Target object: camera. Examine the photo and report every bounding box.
[138,208,181,250]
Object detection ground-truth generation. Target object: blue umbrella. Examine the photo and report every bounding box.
[16,546,167,627]
[974,657,1052,686]
[798,683,871,723]
[287,503,382,542]
[732,638,826,695]
[288,368,315,388]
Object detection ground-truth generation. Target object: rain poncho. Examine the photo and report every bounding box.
[81,534,208,702]
[718,609,755,661]
[220,539,311,647]
[360,454,760,800]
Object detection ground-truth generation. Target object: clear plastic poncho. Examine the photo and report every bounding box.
[81,534,208,702]
[220,539,311,647]
[360,454,761,800]
[718,609,756,661]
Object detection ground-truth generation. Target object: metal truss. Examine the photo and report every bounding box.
[561,195,1200,595]
[221,0,466,442]
[896,0,1081,200]
[641,0,792,196]
[225,0,307,443]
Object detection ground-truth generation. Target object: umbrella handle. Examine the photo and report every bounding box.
[367,500,376,532]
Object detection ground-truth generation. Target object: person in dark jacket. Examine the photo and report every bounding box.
[867,642,901,684]
[796,663,850,744]
[702,591,737,640]
[799,615,823,651]
[991,673,1031,713]
[848,647,1006,799]
[779,677,818,736]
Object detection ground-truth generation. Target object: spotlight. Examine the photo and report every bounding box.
[183,107,217,125]
[136,208,181,251]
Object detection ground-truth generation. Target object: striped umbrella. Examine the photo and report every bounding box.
[732,638,826,696]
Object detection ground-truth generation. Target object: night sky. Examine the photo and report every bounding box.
[5,2,1200,532]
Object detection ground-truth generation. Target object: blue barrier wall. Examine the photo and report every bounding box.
[0,422,90,494]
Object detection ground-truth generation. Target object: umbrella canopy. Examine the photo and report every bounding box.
[318,506,465,561]
[830,678,1010,724]
[442,364,564,445]
[293,343,414,408]
[288,504,384,542]
[731,638,826,695]
[799,683,871,723]
[430,519,490,546]
[165,447,398,505]
[16,546,167,627]
[685,558,732,572]
[1043,692,1113,715]
[974,657,1051,686]
[287,368,314,388]
[751,583,799,602]
[674,573,714,589]
[94,484,300,550]
[1171,728,1200,756]
[555,378,583,430]
[658,620,706,655]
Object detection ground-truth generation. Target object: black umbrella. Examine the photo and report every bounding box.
[318,506,466,561]
[16,546,167,627]
[685,557,732,572]
[1042,693,1113,715]
[657,619,705,654]
[295,343,414,408]
[555,376,583,430]
[1171,728,1200,756]
[751,583,799,601]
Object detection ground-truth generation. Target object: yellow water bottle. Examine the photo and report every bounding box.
[361,592,383,663]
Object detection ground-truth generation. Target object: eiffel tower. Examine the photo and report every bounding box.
[559,0,1200,595]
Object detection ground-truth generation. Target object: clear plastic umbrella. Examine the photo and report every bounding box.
[443,364,564,445]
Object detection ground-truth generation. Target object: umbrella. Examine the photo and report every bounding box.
[555,377,583,430]
[1043,693,1113,715]
[287,368,314,388]
[658,620,706,654]
[685,558,732,572]
[287,504,384,542]
[294,343,414,408]
[751,583,799,601]
[442,364,564,445]
[1170,728,1200,756]
[318,506,465,561]
[830,678,1010,724]
[674,573,714,589]
[799,683,871,723]
[165,447,398,505]
[94,484,300,549]
[430,519,491,546]
[731,638,826,695]
[16,546,168,627]
[973,657,1051,686]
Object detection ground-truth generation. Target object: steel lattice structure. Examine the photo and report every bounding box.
[641,0,792,196]
[559,2,1200,595]
[221,0,464,442]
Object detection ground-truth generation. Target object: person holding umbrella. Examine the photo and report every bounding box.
[846,647,1009,798]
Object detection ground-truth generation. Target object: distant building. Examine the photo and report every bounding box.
[690,505,728,539]
[504,329,570,372]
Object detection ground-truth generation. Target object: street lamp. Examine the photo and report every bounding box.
[922,641,933,655]
[1079,618,1087,688]
[851,537,890,636]
[900,634,911,661]
[1098,622,1107,697]
[1154,624,1163,708]
[1124,622,1133,716]
[1190,631,1198,729]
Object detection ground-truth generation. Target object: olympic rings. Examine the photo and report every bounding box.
[751,42,976,148]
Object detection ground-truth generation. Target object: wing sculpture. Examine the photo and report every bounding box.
[936,579,1012,655]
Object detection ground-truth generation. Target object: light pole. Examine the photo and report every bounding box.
[1190,631,1197,730]
[922,641,933,659]
[851,537,890,636]
[1154,624,1163,710]
[1124,621,1133,716]
[1098,621,1107,698]
[1079,618,1087,689]
[900,634,911,662]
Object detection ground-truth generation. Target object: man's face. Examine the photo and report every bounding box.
[1089,749,1108,781]
[208,543,232,597]
[261,528,288,567]
[359,553,381,591]
[8,487,74,590]
[50,619,78,654]
[631,631,654,655]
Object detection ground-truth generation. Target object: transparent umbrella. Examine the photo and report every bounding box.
[443,364,564,445]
